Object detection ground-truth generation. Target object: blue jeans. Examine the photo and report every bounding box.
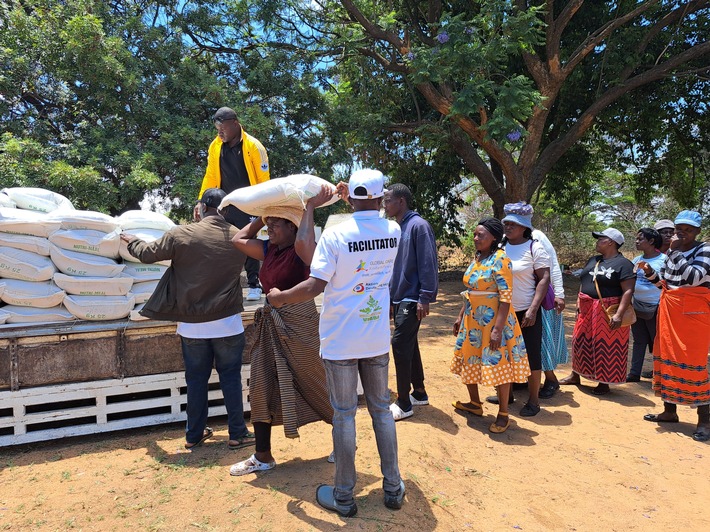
[181,333,247,443]
[324,353,401,504]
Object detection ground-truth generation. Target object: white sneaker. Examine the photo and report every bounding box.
[389,402,413,421]
[409,394,429,406]
[246,287,262,301]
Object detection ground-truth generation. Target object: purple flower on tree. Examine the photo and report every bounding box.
[406,52,415,61]
[507,130,522,142]
[465,27,474,35]
[437,32,449,44]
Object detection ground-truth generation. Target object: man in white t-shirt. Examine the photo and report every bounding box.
[268,169,405,517]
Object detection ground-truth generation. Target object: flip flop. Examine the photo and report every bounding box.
[229,454,276,476]
[228,430,256,450]
[452,400,483,416]
[184,427,213,449]
[643,413,679,423]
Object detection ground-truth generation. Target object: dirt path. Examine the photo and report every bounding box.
[1,276,708,531]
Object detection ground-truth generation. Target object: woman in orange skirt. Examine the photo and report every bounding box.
[451,218,530,433]
[638,210,710,442]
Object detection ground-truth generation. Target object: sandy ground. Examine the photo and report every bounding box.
[1,275,709,531]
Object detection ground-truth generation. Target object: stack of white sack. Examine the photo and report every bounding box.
[117,210,175,321]
[45,210,134,320]
[1,187,74,213]
[0,193,71,324]
[219,174,338,227]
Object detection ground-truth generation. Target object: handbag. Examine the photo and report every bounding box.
[530,241,555,311]
[593,261,636,327]
[631,298,658,321]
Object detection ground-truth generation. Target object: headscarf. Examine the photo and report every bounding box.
[478,217,504,243]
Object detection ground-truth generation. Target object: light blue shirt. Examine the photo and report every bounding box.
[632,253,666,304]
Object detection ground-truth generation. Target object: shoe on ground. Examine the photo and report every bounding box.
[246,287,262,301]
[486,395,515,405]
[409,393,429,406]
[316,485,357,517]
[520,402,541,417]
[384,480,406,510]
[390,402,413,421]
[229,454,276,476]
[539,381,560,399]
[641,370,654,379]
[626,374,641,383]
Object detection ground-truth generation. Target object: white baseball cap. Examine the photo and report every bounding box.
[592,228,625,245]
[348,169,386,199]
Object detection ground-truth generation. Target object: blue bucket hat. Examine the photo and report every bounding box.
[501,201,534,230]
[674,210,702,228]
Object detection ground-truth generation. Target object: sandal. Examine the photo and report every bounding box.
[643,413,679,423]
[228,430,256,450]
[229,454,276,476]
[592,383,610,396]
[520,402,541,417]
[452,400,483,416]
[692,426,710,442]
[184,427,213,449]
[489,412,510,433]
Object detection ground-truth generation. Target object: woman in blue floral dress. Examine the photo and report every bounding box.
[451,218,530,433]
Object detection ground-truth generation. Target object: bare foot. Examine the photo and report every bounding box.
[559,374,580,385]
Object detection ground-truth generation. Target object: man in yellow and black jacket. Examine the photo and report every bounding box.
[196,107,270,301]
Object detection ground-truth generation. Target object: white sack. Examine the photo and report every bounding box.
[220,174,338,226]
[122,262,168,281]
[0,193,16,208]
[118,228,170,266]
[2,304,74,324]
[50,244,125,277]
[45,210,120,233]
[0,233,52,256]
[53,272,134,296]
[49,229,121,259]
[130,280,159,304]
[0,309,10,324]
[129,302,150,321]
[116,210,175,232]
[63,294,136,321]
[1,187,74,213]
[0,279,66,308]
[0,246,57,281]
[0,207,61,237]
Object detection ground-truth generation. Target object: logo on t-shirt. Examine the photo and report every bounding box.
[260,163,269,171]
[359,295,383,322]
[352,283,365,294]
[355,259,368,273]
[590,266,615,280]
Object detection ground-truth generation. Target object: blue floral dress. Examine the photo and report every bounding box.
[450,249,530,386]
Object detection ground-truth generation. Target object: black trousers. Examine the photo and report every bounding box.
[391,301,425,410]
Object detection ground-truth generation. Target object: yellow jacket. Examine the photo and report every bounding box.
[198,130,270,199]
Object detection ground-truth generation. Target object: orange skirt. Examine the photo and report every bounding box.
[653,286,710,406]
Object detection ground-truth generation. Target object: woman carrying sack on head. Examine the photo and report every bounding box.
[560,228,635,395]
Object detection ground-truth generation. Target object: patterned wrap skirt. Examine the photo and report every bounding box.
[572,293,629,384]
[450,291,530,386]
[541,307,569,371]
[248,299,333,438]
[653,286,710,406]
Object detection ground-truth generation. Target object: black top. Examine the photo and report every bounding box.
[579,254,635,299]
[219,139,252,228]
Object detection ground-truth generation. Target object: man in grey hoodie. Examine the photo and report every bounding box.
[384,184,439,420]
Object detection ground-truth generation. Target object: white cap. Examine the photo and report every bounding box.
[592,228,625,245]
[348,169,386,199]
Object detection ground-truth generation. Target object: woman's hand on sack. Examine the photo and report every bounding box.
[268,288,284,308]
[306,185,335,209]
